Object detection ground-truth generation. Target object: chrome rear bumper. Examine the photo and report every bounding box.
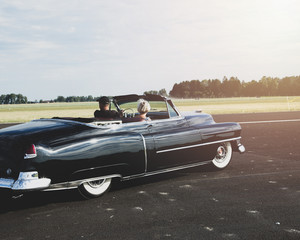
[237,143,246,153]
[0,171,51,191]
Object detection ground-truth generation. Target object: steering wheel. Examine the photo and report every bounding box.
[122,108,135,118]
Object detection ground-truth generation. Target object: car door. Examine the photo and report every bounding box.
[147,102,203,172]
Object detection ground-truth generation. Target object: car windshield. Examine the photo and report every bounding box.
[120,101,166,113]
[117,100,179,120]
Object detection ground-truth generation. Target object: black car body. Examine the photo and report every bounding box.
[0,94,245,198]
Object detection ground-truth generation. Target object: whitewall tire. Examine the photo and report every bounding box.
[78,178,112,199]
[211,142,232,169]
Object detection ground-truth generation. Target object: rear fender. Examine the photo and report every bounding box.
[29,132,147,184]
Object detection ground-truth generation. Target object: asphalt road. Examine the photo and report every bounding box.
[0,112,300,240]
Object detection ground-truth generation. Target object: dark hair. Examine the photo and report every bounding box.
[98,96,110,104]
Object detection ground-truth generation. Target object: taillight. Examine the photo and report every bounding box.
[24,144,37,159]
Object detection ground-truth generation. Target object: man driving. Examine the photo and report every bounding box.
[94,96,121,119]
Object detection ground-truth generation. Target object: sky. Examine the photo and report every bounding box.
[1,0,300,101]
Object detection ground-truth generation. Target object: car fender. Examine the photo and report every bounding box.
[33,132,147,184]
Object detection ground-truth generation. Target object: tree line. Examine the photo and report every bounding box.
[0,94,28,104]
[0,94,98,104]
[1,76,299,104]
[144,89,168,96]
[55,95,96,102]
[169,76,300,98]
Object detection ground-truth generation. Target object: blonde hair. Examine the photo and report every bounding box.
[137,99,150,114]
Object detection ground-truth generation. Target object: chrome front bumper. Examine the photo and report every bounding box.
[0,171,51,191]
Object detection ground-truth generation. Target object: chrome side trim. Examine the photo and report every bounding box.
[156,137,242,154]
[44,174,121,191]
[149,116,185,124]
[122,160,211,180]
[140,134,148,173]
[45,160,213,190]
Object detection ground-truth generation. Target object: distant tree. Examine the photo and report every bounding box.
[242,80,262,97]
[56,96,65,102]
[229,77,242,97]
[259,76,279,96]
[169,83,181,98]
[201,80,214,97]
[16,94,27,104]
[169,81,191,98]
[221,77,241,97]
[278,76,300,96]
[158,88,168,96]
[293,76,300,95]
[0,95,5,104]
[87,95,94,101]
[10,93,16,104]
[144,89,168,97]
[0,93,27,104]
[221,77,231,97]
[144,90,159,95]
[189,80,201,98]
[209,79,222,97]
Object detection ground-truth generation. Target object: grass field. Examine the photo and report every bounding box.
[0,97,299,123]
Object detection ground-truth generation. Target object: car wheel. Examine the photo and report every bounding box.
[78,178,112,199]
[210,142,232,169]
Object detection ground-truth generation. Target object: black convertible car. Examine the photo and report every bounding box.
[0,94,245,198]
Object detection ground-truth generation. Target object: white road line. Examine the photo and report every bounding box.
[239,119,300,124]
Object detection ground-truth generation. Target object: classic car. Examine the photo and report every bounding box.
[0,94,245,198]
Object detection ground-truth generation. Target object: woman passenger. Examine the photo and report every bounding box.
[136,99,151,121]
[122,99,151,123]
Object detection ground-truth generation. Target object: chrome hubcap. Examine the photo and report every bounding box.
[216,145,226,162]
[87,179,105,188]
